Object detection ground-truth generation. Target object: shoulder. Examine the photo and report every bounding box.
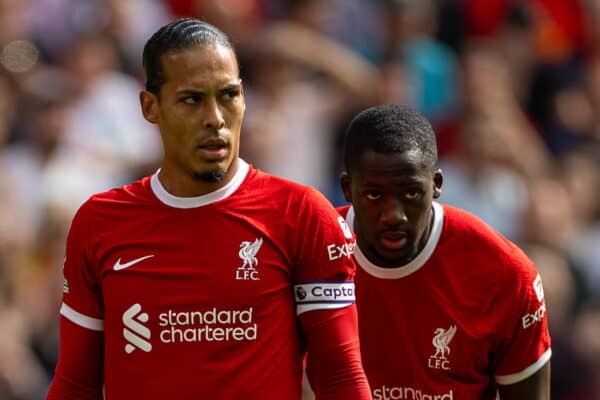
[441,203,534,275]
[73,176,152,221]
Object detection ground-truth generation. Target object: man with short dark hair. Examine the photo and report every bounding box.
[46,18,371,400]
[338,104,551,399]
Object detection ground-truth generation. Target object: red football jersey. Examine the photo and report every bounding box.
[60,160,357,399]
[339,202,551,400]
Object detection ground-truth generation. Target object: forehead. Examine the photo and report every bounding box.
[160,43,239,89]
[352,149,431,184]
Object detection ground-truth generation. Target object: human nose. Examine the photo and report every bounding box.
[202,96,225,130]
[380,198,408,227]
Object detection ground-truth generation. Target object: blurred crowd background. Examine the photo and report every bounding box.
[0,0,599,398]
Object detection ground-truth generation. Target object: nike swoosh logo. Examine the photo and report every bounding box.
[114,255,155,271]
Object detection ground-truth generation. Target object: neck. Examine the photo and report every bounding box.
[158,159,239,197]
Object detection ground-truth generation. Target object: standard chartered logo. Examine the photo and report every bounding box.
[122,304,257,354]
[123,303,152,354]
[373,385,453,400]
[159,308,257,343]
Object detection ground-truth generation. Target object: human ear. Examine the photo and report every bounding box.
[340,172,353,203]
[433,169,443,199]
[140,90,160,124]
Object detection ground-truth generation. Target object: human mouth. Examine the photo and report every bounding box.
[379,231,408,250]
[197,146,227,160]
[197,137,229,160]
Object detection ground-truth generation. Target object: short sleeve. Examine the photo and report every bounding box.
[494,261,552,385]
[291,189,356,315]
[60,201,104,331]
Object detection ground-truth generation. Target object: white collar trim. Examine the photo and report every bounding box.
[347,201,444,279]
[150,158,249,208]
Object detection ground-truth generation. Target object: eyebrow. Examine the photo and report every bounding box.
[361,176,427,187]
[174,82,242,96]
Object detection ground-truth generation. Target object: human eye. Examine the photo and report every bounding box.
[364,191,382,201]
[404,189,423,200]
[182,95,202,105]
[221,88,240,102]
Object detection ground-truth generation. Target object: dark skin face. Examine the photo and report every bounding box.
[341,148,443,267]
[140,43,245,197]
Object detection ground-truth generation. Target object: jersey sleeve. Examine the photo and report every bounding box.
[48,201,105,399]
[291,189,356,315]
[46,317,104,400]
[493,257,552,385]
[301,307,372,400]
[60,201,104,331]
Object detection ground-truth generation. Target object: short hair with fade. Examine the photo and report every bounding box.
[142,18,236,95]
[343,104,438,173]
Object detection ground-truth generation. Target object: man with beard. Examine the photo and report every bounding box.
[47,18,370,400]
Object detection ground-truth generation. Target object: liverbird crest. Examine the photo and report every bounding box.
[238,237,263,270]
[431,325,457,360]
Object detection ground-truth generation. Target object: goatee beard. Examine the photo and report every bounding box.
[193,169,226,183]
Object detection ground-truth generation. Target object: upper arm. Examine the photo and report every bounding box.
[290,189,370,399]
[493,262,552,386]
[291,188,357,315]
[498,360,550,400]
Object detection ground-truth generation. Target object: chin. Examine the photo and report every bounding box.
[192,158,235,182]
[378,248,416,267]
[193,168,226,183]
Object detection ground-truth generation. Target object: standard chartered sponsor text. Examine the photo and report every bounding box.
[373,385,453,400]
[158,307,257,343]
